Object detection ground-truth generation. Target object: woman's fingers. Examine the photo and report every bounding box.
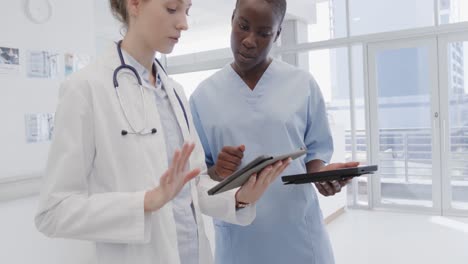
[314,182,328,196]
[183,143,196,169]
[217,161,240,171]
[339,178,352,186]
[315,179,348,196]
[156,143,199,206]
[331,181,342,192]
[166,142,195,184]
[235,158,292,205]
[216,167,235,178]
[258,163,277,185]
[343,161,360,168]
[322,161,360,171]
[265,161,285,184]
[244,174,257,189]
[167,149,181,184]
[276,158,291,176]
[160,169,170,185]
[183,168,201,184]
[317,181,335,196]
[256,158,292,186]
[174,142,195,177]
[266,159,291,184]
[175,143,190,174]
[222,146,244,159]
[218,152,242,167]
[323,182,335,194]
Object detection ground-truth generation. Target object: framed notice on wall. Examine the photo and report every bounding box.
[0,48,91,202]
[0,46,20,75]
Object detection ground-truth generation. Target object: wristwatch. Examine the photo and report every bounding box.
[234,189,249,209]
[235,200,249,209]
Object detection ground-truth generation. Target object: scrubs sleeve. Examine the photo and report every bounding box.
[189,96,215,167]
[188,93,255,226]
[35,78,152,244]
[304,77,334,164]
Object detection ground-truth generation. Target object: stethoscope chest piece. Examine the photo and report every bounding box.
[121,128,157,136]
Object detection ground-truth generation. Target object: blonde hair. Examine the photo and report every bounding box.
[110,0,129,26]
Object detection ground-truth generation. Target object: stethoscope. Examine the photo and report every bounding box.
[113,41,189,136]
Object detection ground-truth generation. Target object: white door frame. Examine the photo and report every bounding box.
[366,37,442,214]
[438,31,468,217]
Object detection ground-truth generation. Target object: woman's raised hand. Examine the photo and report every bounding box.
[144,142,201,212]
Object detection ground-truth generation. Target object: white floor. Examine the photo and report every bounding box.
[327,210,468,264]
[3,196,468,264]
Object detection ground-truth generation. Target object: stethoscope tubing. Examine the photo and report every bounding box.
[113,41,190,136]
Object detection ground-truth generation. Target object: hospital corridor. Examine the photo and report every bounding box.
[1,0,468,263]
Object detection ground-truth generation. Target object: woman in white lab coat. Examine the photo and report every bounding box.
[34,1,290,264]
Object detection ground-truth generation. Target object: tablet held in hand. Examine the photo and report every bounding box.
[208,148,307,195]
[281,165,378,185]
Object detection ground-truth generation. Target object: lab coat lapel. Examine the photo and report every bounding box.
[155,63,209,263]
[155,62,191,142]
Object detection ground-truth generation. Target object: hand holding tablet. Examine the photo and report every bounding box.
[281,165,378,185]
[208,148,307,195]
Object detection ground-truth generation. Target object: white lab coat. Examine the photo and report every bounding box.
[35,46,256,264]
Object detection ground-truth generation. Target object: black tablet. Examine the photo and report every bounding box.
[281,165,378,185]
[208,148,307,195]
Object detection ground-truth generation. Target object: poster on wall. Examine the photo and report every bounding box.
[27,50,59,78]
[24,113,55,143]
[64,53,91,76]
[0,46,20,74]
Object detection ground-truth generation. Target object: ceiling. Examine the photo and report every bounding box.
[187,0,318,28]
[95,0,319,37]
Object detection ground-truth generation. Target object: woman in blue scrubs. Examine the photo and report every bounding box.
[189,0,358,263]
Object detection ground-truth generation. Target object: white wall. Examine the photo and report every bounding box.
[0,0,98,263]
[0,0,96,181]
[349,0,434,35]
[94,0,124,54]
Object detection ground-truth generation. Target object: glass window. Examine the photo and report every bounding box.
[294,47,370,207]
[283,48,351,166]
[351,44,370,206]
[349,0,435,36]
[439,0,468,25]
[446,41,468,210]
[170,69,220,98]
[373,45,434,208]
[304,0,347,43]
[169,12,231,57]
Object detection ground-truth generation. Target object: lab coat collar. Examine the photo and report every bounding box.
[158,63,191,141]
[101,43,156,87]
[151,54,191,140]
[120,49,152,86]
[101,43,191,140]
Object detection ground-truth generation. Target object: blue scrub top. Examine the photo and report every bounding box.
[190,59,335,264]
